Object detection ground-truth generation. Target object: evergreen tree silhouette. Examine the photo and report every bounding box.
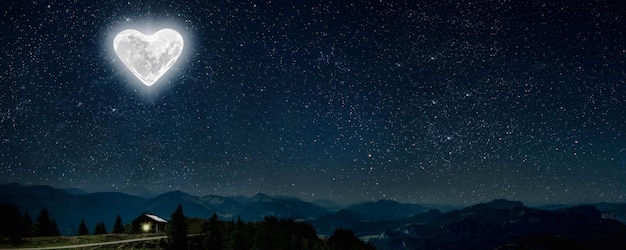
[329,228,375,250]
[21,212,33,237]
[112,214,125,234]
[0,204,22,241]
[168,204,188,250]
[78,219,89,235]
[51,219,60,236]
[93,221,107,235]
[202,213,222,249]
[35,208,59,236]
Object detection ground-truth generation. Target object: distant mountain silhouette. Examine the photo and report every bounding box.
[538,202,626,223]
[3,183,626,250]
[311,209,375,236]
[370,199,626,250]
[0,183,79,233]
[583,202,626,223]
[348,199,427,221]
[245,193,330,220]
[311,199,342,212]
[310,208,442,236]
[142,190,216,219]
[62,187,87,196]
[0,184,332,235]
[199,194,255,219]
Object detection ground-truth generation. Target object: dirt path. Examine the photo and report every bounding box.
[0,234,201,250]
[3,234,200,250]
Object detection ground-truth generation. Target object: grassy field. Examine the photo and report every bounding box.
[0,233,165,249]
[0,218,206,249]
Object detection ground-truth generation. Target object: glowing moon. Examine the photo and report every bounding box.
[113,29,184,86]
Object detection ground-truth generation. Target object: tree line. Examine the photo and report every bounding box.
[77,214,125,235]
[2,203,376,249]
[0,204,128,242]
[194,213,375,250]
[165,204,375,250]
[0,204,60,241]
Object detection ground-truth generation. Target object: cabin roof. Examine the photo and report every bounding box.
[145,213,168,223]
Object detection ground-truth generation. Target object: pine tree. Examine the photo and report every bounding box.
[93,221,107,235]
[35,208,60,236]
[0,204,22,240]
[168,204,188,250]
[112,214,124,234]
[51,219,60,236]
[328,228,375,250]
[21,212,33,237]
[78,219,89,235]
[203,213,222,249]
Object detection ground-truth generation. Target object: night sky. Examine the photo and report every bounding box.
[1,0,625,206]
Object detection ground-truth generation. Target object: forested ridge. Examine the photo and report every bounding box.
[1,203,374,250]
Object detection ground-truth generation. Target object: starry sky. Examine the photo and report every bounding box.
[1,0,625,206]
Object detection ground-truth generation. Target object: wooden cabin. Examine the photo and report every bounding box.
[132,213,168,234]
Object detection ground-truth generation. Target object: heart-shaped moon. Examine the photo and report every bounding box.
[113,29,184,86]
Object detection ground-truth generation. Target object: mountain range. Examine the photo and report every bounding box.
[0,183,334,235]
[2,183,626,249]
[370,199,626,249]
